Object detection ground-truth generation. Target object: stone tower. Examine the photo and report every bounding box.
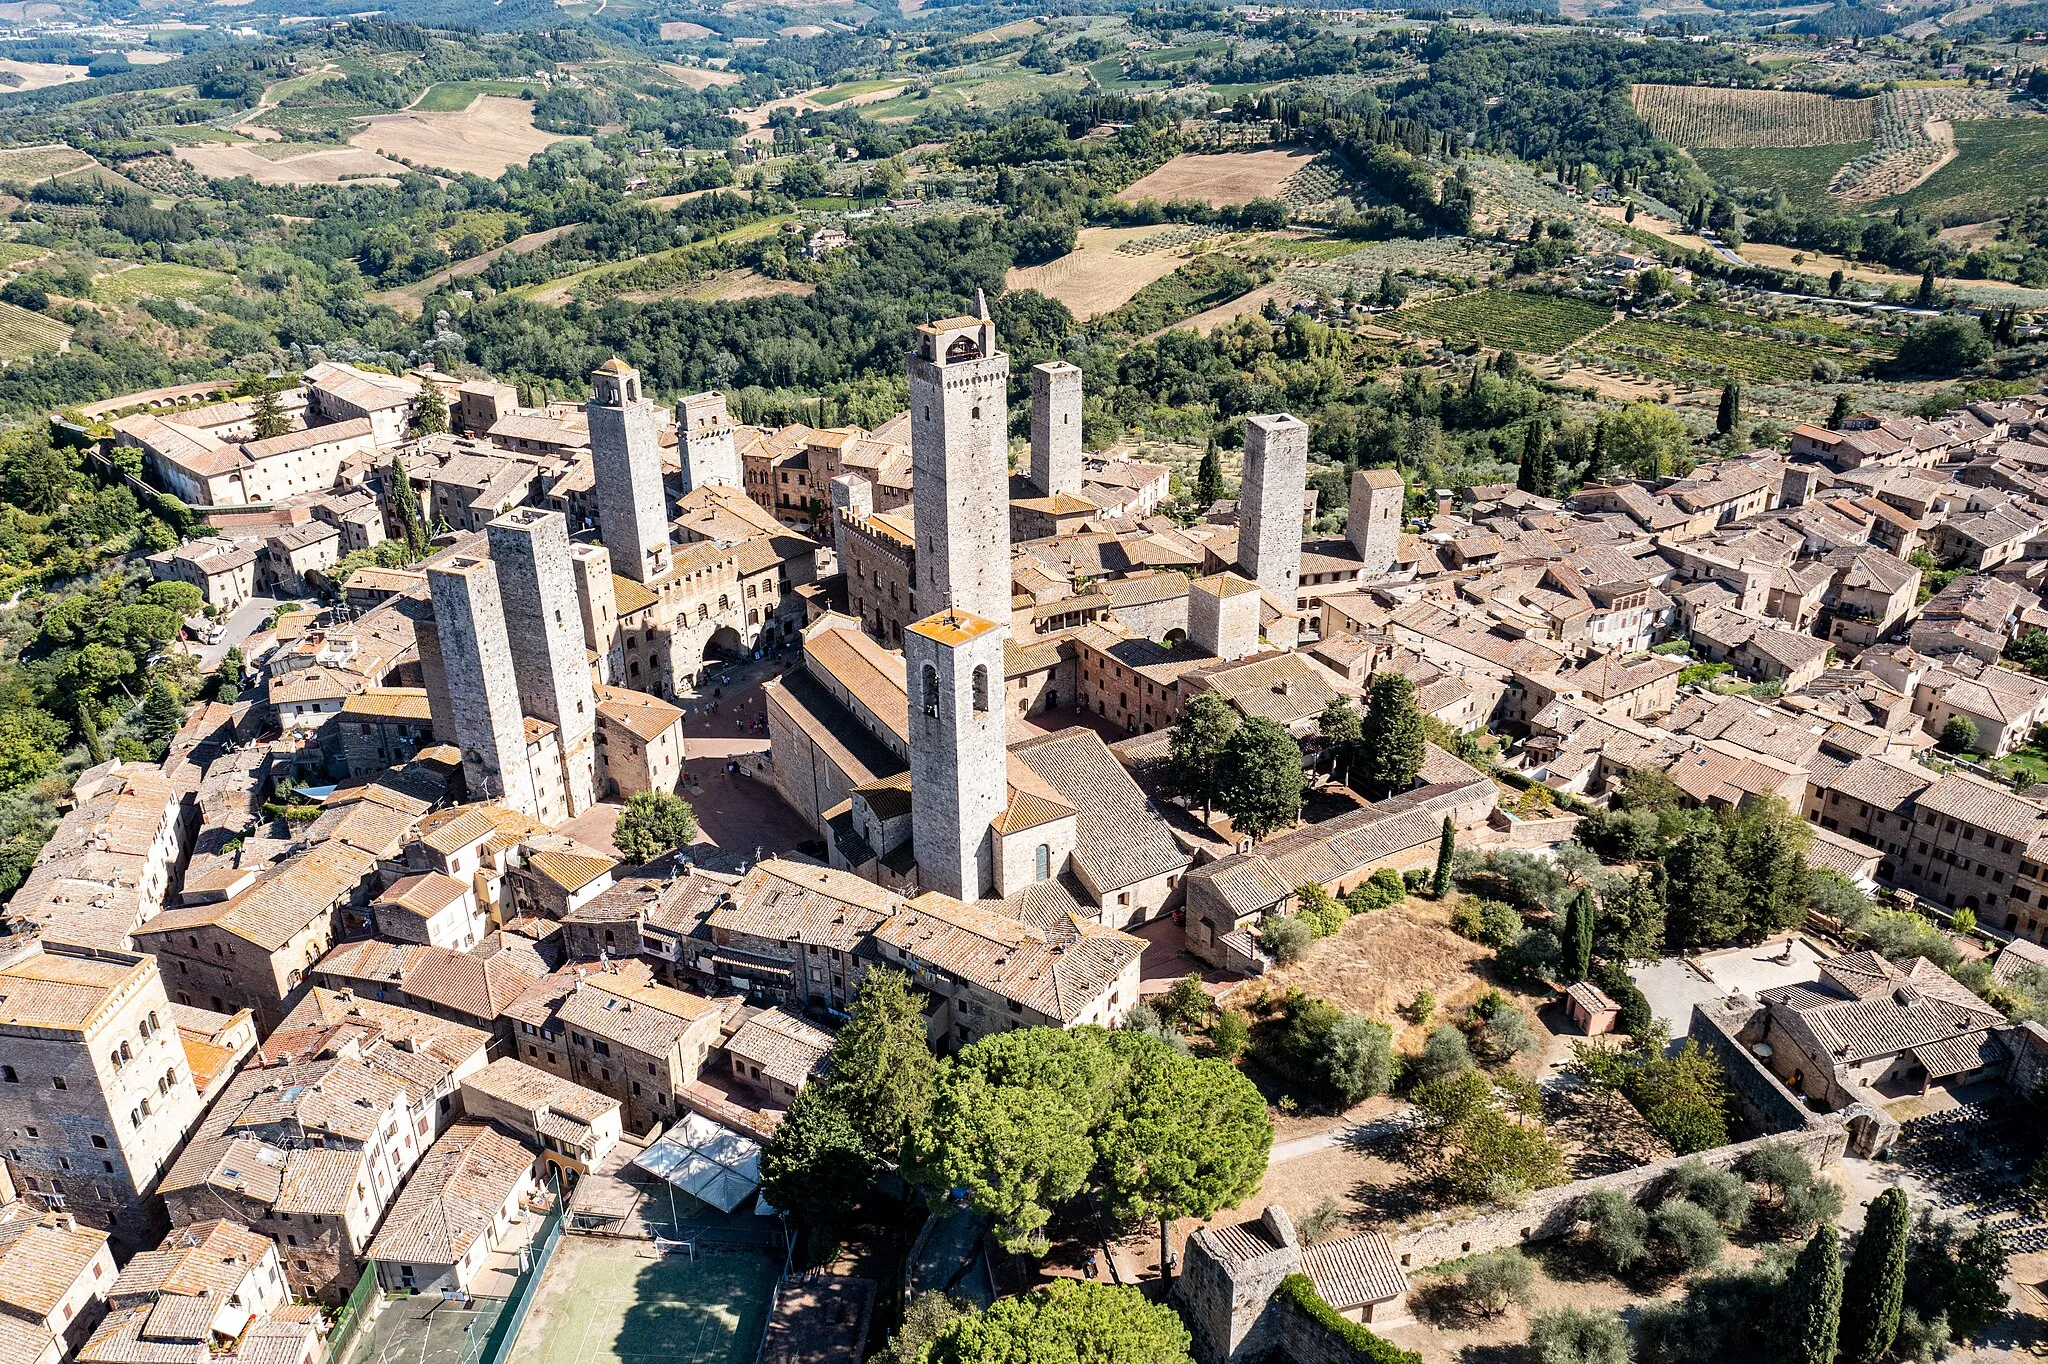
[1028,361,1083,499]
[909,291,1011,627]
[677,392,741,492]
[1238,413,1308,606]
[427,555,539,818]
[830,473,872,576]
[488,507,597,815]
[1189,571,1261,662]
[906,606,1008,901]
[586,358,673,585]
[568,541,623,685]
[1346,467,1405,577]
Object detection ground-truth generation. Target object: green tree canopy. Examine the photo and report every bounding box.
[1166,691,1239,818]
[1360,671,1427,799]
[758,1084,873,1227]
[917,1279,1193,1364]
[830,967,937,1157]
[611,790,699,864]
[1217,715,1302,840]
[1840,1186,1908,1363]
[1783,1224,1842,1364]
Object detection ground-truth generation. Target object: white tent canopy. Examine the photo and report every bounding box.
[631,1112,762,1214]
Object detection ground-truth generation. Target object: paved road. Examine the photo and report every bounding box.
[195,595,279,671]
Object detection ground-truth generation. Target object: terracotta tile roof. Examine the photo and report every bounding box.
[594,685,683,743]
[112,1220,271,1306]
[139,842,376,951]
[873,892,1142,1024]
[0,1314,60,1364]
[0,1215,109,1318]
[1302,1232,1409,1310]
[724,1008,833,1091]
[0,947,150,1031]
[1915,771,2048,842]
[1010,728,1189,893]
[76,1303,206,1364]
[377,871,469,919]
[554,971,718,1055]
[340,688,434,722]
[368,1122,531,1267]
[523,840,617,893]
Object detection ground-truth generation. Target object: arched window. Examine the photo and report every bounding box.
[1035,844,1051,881]
[922,664,940,718]
[972,665,989,714]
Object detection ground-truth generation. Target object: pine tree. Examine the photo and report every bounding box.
[249,381,288,441]
[1360,671,1426,800]
[1839,1187,1908,1363]
[1783,1224,1842,1364]
[1433,815,1455,899]
[1716,382,1741,437]
[136,681,183,758]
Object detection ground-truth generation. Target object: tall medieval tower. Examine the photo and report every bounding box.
[1028,360,1083,498]
[1238,413,1309,605]
[586,358,673,585]
[909,292,1011,626]
[427,555,540,818]
[906,607,1008,901]
[488,507,597,815]
[677,391,741,492]
[1346,467,1405,578]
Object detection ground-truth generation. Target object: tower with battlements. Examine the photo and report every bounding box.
[906,606,1008,900]
[587,358,673,585]
[909,292,1011,626]
[1029,361,1083,499]
[488,507,597,815]
[1238,413,1308,605]
[427,554,539,818]
[678,391,741,492]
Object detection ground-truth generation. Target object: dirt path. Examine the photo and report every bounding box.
[1143,283,1289,339]
[370,222,576,313]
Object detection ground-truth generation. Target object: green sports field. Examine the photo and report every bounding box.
[514,1236,778,1364]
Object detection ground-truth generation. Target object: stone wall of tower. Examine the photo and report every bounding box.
[1029,361,1083,498]
[678,392,741,492]
[909,313,1012,627]
[1238,413,1308,605]
[587,363,674,585]
[1346,468,1404,577]
[830,473,872,577]
[906,610,1008,900]
[1189,572,1262,662]
[569,542,622,685]
[488,508,597,815]
[428,556,540,818]
[403,595,458,744]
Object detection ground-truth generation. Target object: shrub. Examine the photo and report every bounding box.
[1411,1024,1474,1084]
[1297,1195,1343,1246]
[1450,899,1486,939]
[1326,1013,1397,1106]
[1582,1186,1649,1273]
[1891,1308,1950,1364]
[1529,1307,1633,1364]
[1297,882,1350,937]
[1646,1198,1724,1274]
[1211,1011,1249,1061]
[1275,1274,1422,1364]
[1474,999,1539,1064]
[1740,1142,1843,1238]
[1634,1262,1785,1364]
[1408,989,1436,1026]
[1664,1160,1751,1231]
[1500,928,1562,985]
[1455,1249,1534,1316]
[1260,913,1313,963]
[1477,898,1525,948]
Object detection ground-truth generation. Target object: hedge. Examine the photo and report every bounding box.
[1275,1273,1422,1364]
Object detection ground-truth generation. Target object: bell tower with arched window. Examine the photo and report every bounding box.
[905,604,1008,900]
[909,291,1011,627]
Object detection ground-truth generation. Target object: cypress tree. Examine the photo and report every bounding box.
[1564,887,1594,983]
[1433,815,1455,899]
[1584,420,1612,485]
[1517,421,1543,493]
[1535,429,1559,498]
[1195,440,1223,507]
[1360,672,1426,801]
[1917,261,1936,308]
[1829,392,1852,430]
[1782,1224,1842,1364]
[80,705,106,766]
[1840,1187,1908,1363]
[1716,382,1741,437]
[389,457,428,558]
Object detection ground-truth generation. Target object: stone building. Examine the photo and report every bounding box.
[1237,414,1309,604]
[0,1211,118,1362]
[486,508,599,817]
[907,607,1010,901]
[0,941,212,1253]
[501,964,724,1134]
[1174,1205,1410,1364]
[2,761,192,950]
[424,554,541,817]
[1028,361,1083,498]
[368,1122,537,1297]
[457,1058,621,1186]
[586,358,673,586]
[909,296,1012,627]
[677,392,741,492]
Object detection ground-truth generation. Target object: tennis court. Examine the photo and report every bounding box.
[513,1235,779,1364]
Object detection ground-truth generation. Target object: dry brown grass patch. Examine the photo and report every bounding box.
[1120,149,1316,207]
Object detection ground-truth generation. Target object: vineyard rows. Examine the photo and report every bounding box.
[1118,224,1231,255]
[1281,235,1510,297]
[1830,86,2014,200]
[0,298,71,365]
[1631,84,1876,149]
[1392,290,1615,355]
[1576,317,1852,384]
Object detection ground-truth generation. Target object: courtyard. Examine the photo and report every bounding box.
[513,1234,781,1364]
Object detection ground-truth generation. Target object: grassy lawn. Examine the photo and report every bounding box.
[1876,116,2048,224]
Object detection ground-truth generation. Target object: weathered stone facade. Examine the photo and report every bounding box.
[1239,414,1308,603]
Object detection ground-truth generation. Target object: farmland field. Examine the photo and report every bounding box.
[660,63,743,90]
[0,297,70,364]
[1006,224,1204,319]
[0,244,48,272]
[349,97,570,177]
[1581,317,1851,384]
[811,79,909,106]
[659,20,714,38]
[515,215,795,305]
[1120,149,1317,207]
[0,144,95,183]
[1690,144,1861,209]
[1630,84,1876,148]
[1872,116,2048,224]
[0,59,85,91]
[1392,290,1614,354]
[414,81,540,112]
[94,264,230,305]
[1676,301,1900,355]
[174,142,406,186]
